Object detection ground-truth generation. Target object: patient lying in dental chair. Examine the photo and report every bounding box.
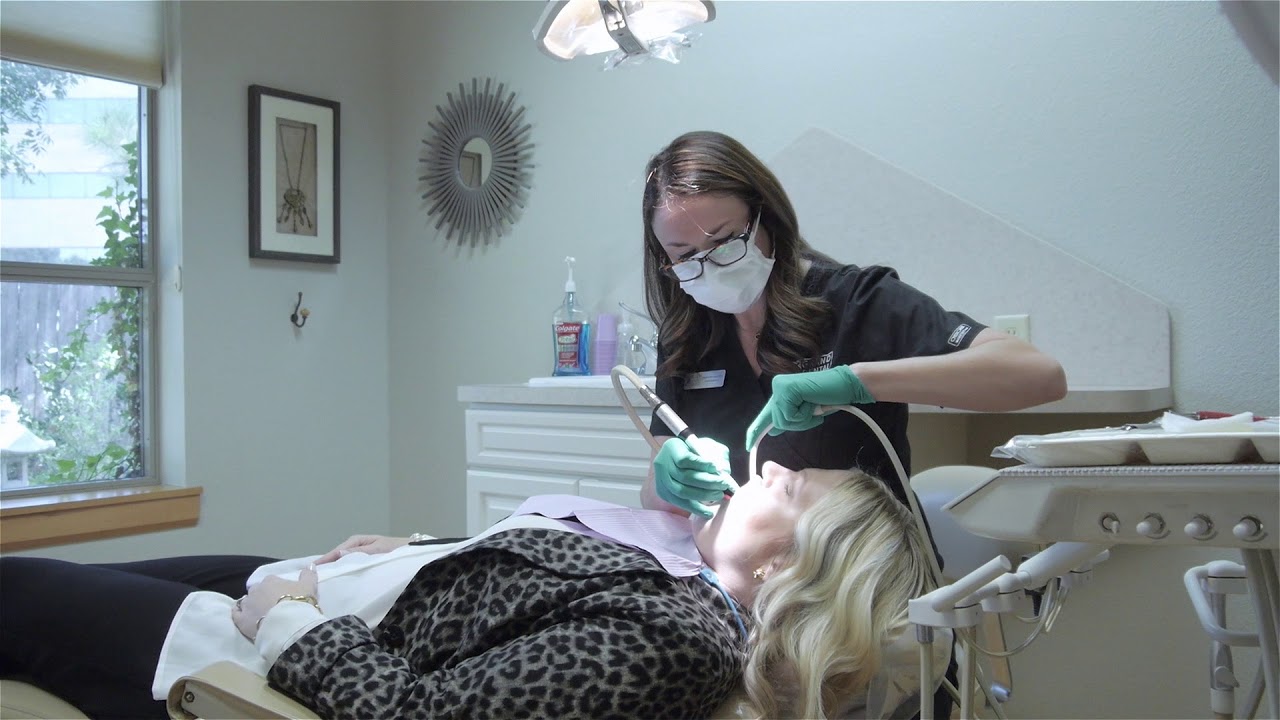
[1,463,937,720]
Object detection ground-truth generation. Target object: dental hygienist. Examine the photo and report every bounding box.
[641,131,1068,519]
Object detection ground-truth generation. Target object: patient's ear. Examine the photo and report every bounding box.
[763,550,790,579]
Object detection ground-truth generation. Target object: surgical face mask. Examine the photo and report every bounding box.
[675,213,773,312]
[678,233,775,314]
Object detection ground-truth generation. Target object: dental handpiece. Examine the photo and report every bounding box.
[635,384,740,493]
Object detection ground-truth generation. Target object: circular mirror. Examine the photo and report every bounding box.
[459,137,492,189]
[418,78,534,248]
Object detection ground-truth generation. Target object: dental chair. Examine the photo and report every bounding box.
[0,666,313,720]
[2,586,951,720]
[1,463,976,720]
[0,679,91,720]
[2,626,951,720]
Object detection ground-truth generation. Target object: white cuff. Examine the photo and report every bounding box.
[255,601,327,666]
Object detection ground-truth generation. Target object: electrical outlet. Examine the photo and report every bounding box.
[994,314,1031,342]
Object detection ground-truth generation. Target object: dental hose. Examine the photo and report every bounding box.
[611,365,693,452]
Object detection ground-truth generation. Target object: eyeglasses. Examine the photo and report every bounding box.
[660,213,759,282]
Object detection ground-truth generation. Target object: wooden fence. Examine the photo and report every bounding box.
[1,280,118,422]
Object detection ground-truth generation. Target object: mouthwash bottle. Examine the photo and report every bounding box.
[552,256,591,376]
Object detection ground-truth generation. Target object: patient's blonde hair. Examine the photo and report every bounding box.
[743,470,935,719]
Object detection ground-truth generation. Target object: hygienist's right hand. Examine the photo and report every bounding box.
[653,437,735,519]
[316,534,409,564]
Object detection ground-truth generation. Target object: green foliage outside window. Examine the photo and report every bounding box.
[0,61,78,183]
[22,142,144,485]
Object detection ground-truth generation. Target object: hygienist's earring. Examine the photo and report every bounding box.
[753,567,767,581]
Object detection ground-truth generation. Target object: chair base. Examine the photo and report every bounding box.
[0,679,89,720]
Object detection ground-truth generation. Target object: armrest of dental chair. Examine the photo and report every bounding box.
[166,662,317,720]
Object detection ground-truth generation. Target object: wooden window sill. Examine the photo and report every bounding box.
[0,485,202,552]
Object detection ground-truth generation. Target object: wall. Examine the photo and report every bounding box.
[21,0,395,562]
[9,1,1273,717]
[386,2,1276,718]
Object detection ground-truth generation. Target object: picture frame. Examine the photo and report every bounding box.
[248,85,340,263]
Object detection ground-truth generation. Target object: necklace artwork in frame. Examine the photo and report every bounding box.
[248,85,340,263]
[276,119,314,234]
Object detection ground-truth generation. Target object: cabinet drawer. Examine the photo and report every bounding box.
[465,408,653,482]
[466,469,577,535]
[578,478,644,509]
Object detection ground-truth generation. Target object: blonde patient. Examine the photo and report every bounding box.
[1,461,932,720]
[695,461,936,717]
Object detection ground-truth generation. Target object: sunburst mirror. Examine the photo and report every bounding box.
[418,78,534,247]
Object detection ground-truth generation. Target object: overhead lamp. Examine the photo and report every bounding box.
[534,0,715,64]
[1219,0,1279,85]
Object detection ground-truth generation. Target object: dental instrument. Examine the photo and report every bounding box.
[630,378,696,447]
[612,365,739,496]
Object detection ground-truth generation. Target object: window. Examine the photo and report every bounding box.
[0,59,155,497]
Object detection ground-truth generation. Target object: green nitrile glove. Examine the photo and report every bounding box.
[745,365,875,450]
[653,436,735,518]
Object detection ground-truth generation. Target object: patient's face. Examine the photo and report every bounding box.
[692,461,845,576]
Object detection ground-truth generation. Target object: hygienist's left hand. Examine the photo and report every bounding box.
[232,566,319,642]
[746,365,875,449]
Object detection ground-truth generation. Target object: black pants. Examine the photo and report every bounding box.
[0,554,276,720]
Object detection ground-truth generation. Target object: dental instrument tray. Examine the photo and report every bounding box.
[993,413,1279,467]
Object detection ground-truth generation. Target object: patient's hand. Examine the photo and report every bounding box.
[316,534,409,564]
[232,567,319,641]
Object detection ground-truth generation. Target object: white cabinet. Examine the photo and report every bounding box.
[463,405,653,534]
[466,469,578,534]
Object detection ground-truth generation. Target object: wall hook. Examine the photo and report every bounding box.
[290,292,310,328]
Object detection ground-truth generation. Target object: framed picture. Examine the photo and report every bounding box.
[248,85,340,263]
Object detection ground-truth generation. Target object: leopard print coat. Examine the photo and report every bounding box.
[267,528,745,719]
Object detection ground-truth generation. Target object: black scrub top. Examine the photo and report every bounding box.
[649,263,986,508]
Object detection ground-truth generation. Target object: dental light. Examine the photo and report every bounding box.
[534,0,715,66]
[1220,0,1279,85]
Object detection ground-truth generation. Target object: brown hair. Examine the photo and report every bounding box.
[641,131,835,378]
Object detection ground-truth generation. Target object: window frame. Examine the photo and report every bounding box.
[0,83,159,501]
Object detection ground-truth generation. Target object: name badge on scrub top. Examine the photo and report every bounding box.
[684,369,726,390]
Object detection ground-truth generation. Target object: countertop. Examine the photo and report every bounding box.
[458,382,1173,414]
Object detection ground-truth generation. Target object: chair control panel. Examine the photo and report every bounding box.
[944,464,1279,549]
